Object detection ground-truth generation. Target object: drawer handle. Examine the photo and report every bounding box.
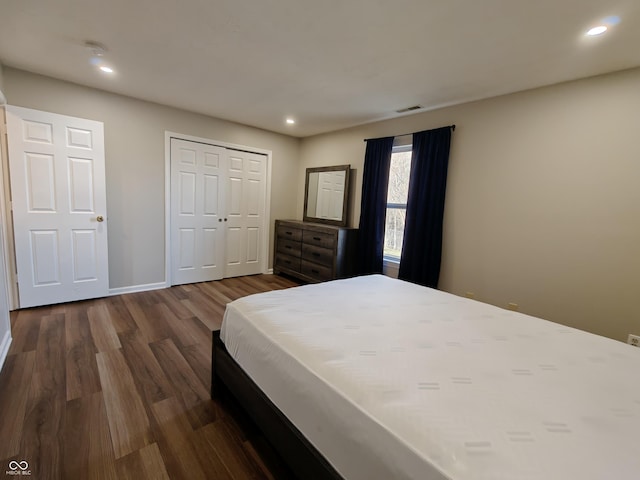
[312,252,320,257]
[284,260,291,265]
[313,236,321,241]
[285,245,292,249]
[285,231,293,235]
[311,269,319,274]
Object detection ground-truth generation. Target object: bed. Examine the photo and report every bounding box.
[211,274,640,480]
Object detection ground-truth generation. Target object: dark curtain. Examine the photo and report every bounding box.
[356,136,394,274]
[398,126,452,287]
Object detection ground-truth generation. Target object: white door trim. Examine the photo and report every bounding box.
[0,106,18,310]
[164,131,272,286]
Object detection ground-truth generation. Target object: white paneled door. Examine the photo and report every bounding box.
[316,170,346,220]
[224,150,267,278]
[6,106,108,308]
[170,139,226,285]
[170,138,267,284]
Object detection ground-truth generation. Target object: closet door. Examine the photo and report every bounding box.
[170,139,226,285]
[224,150,267,278]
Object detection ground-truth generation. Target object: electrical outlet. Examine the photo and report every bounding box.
[507,303,519,311]
[628,334,640,348]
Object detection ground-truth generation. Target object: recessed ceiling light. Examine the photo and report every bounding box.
[586,25,608,36]
[286,118,295,125]
[99,66,114,73]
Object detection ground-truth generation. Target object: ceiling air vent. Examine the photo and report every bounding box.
[395,105,423,114]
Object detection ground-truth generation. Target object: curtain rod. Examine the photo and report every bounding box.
[363,124,455,142]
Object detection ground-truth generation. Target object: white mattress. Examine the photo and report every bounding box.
[220,275,640,480]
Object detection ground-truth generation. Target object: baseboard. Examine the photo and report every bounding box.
[108,272,275,297]
[108,281,168,297]
[0,329,12,372]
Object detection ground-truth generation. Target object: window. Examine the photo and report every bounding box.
[384,145,412,260]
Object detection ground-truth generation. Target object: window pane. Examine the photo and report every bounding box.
[387,150,412,204]
[384,207,406,259]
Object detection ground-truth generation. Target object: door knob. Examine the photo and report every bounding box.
[96,215,104,222]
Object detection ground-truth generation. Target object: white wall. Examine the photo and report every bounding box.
[3,68,301,290]
[299,67,640,342]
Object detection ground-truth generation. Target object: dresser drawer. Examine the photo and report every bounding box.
[277,238,302,257]
[277,224,303,242]
[275,253,301,272]
[302,230,336,249]
[302,244,334,267]
[301,260,333,282]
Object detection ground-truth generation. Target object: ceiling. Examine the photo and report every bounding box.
[1,0,639,137]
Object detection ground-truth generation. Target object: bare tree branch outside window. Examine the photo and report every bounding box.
[384,149,412,259]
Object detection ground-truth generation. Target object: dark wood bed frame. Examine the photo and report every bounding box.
[211,330,343,480]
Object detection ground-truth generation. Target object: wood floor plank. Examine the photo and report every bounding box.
[198,421,269,480]
[149,338,216,429]
[103,296,138,333]
[181,291,225,331]
[151,396,227,480]
[96,348,154,458]
[178,341,213,392]
[7,308,42,355]
[64,392,118,480]
[88,301,123,352]
[65,302,101,400]
[154,288,195,320]
[212,279,247,302]
[195,281,234,306]
[116,443,171,480]
[118,329,173,405]
[20,313,67,480]
[123,294,174,343]
[242,441,278,480]
[0,351,36,459]
[64,302,95,350]
[155,303,199,348]
[20,370,65,479]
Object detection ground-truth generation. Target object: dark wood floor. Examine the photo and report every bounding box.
[0,274,300,480]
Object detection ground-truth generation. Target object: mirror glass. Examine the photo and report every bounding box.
[303,165,350,226]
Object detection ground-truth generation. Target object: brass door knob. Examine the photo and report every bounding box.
[96,215,104,222]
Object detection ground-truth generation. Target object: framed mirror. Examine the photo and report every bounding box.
[303,165,350,227]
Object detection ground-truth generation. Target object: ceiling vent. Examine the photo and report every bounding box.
[396,105,423,113]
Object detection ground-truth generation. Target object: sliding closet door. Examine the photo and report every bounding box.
[170,138,226,285]
[224,150,267,278]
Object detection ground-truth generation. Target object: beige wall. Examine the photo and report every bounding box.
[3,68,300,289]
[300,67,640,342]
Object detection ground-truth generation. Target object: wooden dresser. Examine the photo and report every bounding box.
[274,220,358,283]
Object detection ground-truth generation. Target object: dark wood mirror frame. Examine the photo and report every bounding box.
[303,165,350,227]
